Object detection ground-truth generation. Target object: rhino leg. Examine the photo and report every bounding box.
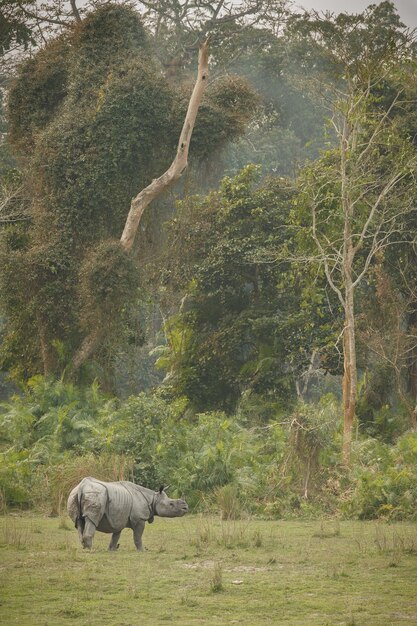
[76,517,85,544]
[133,521,145,551]
[81,518,96,549]
[108,531,122,551]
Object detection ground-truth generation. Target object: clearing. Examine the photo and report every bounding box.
[1,514,417,625]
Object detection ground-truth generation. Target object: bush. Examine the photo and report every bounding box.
[0,449,34,508]
[0,377,117,508]
[90,400,264,509]
[2,376,416,520]
[214,484,243,520]
[346,432,417,520]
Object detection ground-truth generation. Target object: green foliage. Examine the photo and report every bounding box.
[213,484,242,520]
[163,412,260,506]
[0,1,35,56]
[79,240,140,332]
[3,6,167,379]
[0,85,16,175]
[71,3,149,77]
[88,396,264,509]
[286,397,341,482]
[189,75,259,160]
[7,37,69,153]
[347,433,417,520]
[214,23,327,176]
[0,244,40,379]
[157,165,339,410]
[0,376,112,453]
[284,0,412,98]
[289,4,417,446]
[356,365,409,441]
[2,3,257,383]
[0,377,276,511]
[1,376,416,520]
[0,448,32,507]
[89,393,185,488]
[0,376,120,506]
[43,452,134,514]
[1,1,416,521]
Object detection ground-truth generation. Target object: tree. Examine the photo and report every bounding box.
[67,36,211,378]
[0,2,34,56]
[154,165,336,412]
[129,0,289,76]
[293,3,417,462]
[0,0,289,71]
[0,4,256,382]
[357,260,417,438]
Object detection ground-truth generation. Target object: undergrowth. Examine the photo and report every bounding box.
[1,376,417,521]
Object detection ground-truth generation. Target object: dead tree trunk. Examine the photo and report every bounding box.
[120,40,209,252]
[66,41,209,380]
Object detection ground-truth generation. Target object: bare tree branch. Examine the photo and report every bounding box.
[69,0,82,23]
[67,40,210,378]
[120,39,209,251]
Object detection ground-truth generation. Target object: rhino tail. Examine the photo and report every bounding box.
[75,486,85,531]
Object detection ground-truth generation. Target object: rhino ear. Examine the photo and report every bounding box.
[159,485,165,493]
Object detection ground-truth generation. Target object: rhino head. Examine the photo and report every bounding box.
[154,486,188,518]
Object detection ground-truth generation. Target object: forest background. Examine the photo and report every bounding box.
[0,0,416,522]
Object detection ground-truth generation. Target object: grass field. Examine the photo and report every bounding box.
[1,513,417,625]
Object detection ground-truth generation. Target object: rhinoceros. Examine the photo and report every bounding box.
[67,476,188,551]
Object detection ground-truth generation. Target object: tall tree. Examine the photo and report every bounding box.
[293,3,417,461]
[68,37,211,377]
[0,0,289,72]
[0,4,256,382]
[154,165,337,412]
[145,0,289,77]
[0,1,34,56]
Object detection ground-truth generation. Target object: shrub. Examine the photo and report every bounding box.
[0,377,116,508]
[214,484,243,520]
[346,432,417,520]
[2,376,416,520]
[0,449,34,508]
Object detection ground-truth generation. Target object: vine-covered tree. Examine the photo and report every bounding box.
[0,4,257,382]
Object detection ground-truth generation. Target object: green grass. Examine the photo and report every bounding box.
[1,514,417,625]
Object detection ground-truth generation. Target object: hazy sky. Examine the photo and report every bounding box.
[295,0,417,28]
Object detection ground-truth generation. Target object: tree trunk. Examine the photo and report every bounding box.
[340,119,357,464]
[120,40,209,253]
[342,273,357,464]
[37,313,58,376]
[408,308,417,427]
[66,41,210,379]
[66,329,103,381]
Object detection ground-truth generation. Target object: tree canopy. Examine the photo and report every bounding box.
[0,0,416,466]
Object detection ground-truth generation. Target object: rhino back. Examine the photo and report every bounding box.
[103,483,133,532]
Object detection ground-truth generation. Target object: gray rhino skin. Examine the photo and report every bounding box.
[67,477,188,551]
